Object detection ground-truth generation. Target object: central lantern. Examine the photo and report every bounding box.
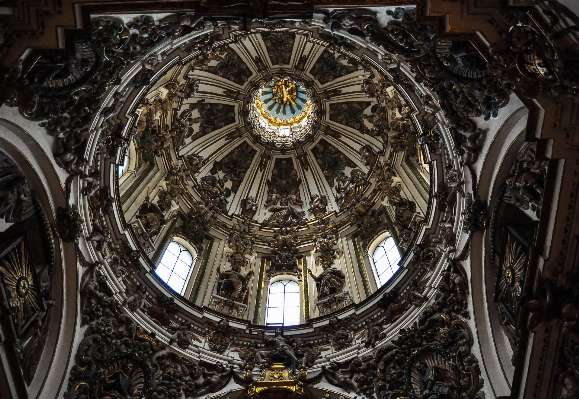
[247,76,318,149]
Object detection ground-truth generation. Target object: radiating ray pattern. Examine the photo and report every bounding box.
[0,239,42,335]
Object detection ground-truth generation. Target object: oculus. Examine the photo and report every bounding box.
[248,77,317,149]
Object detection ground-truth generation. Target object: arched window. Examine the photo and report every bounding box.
[371,236,401,286]
[265,280,300,326]
[118,141,136,179]
[155,241,196,295]
[118,153,130,176]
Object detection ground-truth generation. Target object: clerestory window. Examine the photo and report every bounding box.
[265,280,300,326]
[371,236,401,286]
[155,241,196,295]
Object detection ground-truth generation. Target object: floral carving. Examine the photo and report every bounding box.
[329,101,373,132]
[193,46,251,85]
[0,152,34,223]
[210,141,256,194]
[310,48,359,84]
[262,32,295,65]
[311,139,356,186]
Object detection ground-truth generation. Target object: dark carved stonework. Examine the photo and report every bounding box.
[56,206,83,243]
[0,152,35,223]
[326,9,509,135]
[193,46,252,85]
[195,102,237,138]
[329,101,373,133]
[6,16,180,176]
[503,142,548,217]
[311,139,356,186]
[462,195,489,234]
[310,48,359,85]
[262,32,295,65]
[210,141,257,194]
[178,202,216,247]
[268,227,300,271]
[485,12,579,102]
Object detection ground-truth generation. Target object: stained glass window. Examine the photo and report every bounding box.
[265,280,300,326]
[155,241,196,295]
[372,237,401,286]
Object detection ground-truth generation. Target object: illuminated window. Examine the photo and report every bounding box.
[372,237,401,286]
[155,241,196,295]
[118,154,130,176]
[265,280,300,326]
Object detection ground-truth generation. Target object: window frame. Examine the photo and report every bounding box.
[369,234,401,287]
[154,239,197,295]
[265,278,301,326]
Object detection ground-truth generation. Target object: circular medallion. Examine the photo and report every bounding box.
[16,276,30,297]
[247,76,318,148]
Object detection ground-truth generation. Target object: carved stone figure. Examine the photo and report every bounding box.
[193,364,234,396]
[239,196,258,219]
[233,341,265,369]
[503,143,547,216]
[335,169,367,209]
[322,361,362,395]
[184,153,204,175]
[56,205,83,242]
[169,322,200,350]
[216,264,254,301]
[259,329,299,372]
[309,264,345,300]
[0,152,34,222]
[88,217,112,254]
[136,198,166,237]
[124,283,146,312]
[268,227,300,270]
[308,194,328,217]
[323,316,354,350]
[198,174,230,211]
[454,128,485,166]
[100,362,137,399]
[179,201,215,246]
[206,319,234,354]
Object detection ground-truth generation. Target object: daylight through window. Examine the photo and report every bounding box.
[265,280,300,326]
[118,154,130,176]
[372,236,401,286]
[155,241,196,295]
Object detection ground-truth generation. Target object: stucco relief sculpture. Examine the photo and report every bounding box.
[335,168,367,209]
[503,142,548,217]
[309,219,352,315]
[135,197,166,237]
[0,152,34,223]
[268,227,300,271]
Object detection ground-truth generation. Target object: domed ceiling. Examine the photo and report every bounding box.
[0,1,520,395]
[113,19,435,323]
[4,1,579,398]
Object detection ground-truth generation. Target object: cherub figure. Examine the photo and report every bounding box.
[308,194,328,216]
[193,364,234,395]
[168,322,201,349]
